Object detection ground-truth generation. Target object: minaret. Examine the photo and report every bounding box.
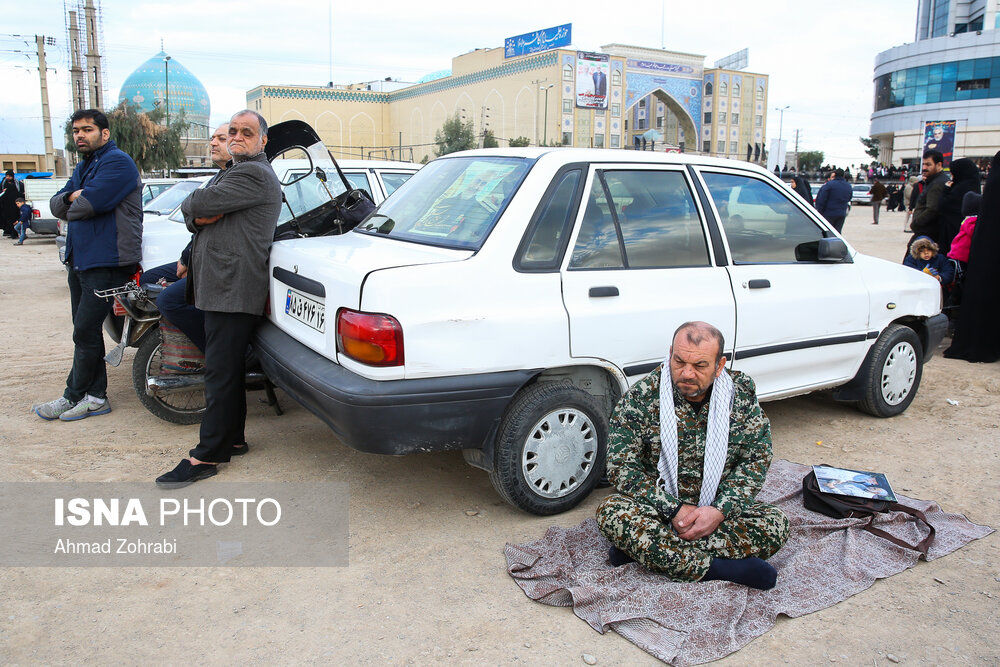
[83,0,104,109]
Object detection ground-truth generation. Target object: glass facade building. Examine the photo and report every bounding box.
[869,0,1000,166]
[874,56,1000,109]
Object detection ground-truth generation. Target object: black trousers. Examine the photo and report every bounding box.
[65,265,135,402]
[827,215,846,234]
[189,311,258,463]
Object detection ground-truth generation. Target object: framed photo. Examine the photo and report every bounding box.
[812,465,897,503]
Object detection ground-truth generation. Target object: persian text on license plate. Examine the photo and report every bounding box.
[285,289,325,333]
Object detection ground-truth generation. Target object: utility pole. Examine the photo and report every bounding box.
[479,105,491,148]
[35,36,57,175]
[540,84,554,146]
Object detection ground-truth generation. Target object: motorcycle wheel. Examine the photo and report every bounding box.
[132,330,207,425]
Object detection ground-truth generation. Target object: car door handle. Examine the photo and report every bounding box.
[589,286,619,297]
[747,279,771,289]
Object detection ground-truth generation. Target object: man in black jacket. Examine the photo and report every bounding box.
[156,110,282,488]
[910,150,949,246]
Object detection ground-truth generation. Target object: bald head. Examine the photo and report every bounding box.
[672,321,725,364]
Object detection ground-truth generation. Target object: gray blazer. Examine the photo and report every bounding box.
[182,153,282,314]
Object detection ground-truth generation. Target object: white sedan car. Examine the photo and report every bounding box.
[254,148,947,515]
[139,160,419,272]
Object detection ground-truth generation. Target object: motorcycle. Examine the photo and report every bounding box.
[96,280,282,425]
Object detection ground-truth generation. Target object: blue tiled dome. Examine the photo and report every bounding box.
[117,51,210,132]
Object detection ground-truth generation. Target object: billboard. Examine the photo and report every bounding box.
[923,120,956,167]
[576,51,610,109]
[504,24,572,59]
[714,48,749,71]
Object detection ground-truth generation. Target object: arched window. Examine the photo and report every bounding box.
[719,81,728,96]
[756,82,765,100]
[612,69,621,86]
[563,64,572,81]
[733,82,741,97]
[705,81,713,96]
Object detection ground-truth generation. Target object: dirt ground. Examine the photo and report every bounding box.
[1,205,997,666]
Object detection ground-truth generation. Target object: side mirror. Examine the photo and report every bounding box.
[818,237,850,262]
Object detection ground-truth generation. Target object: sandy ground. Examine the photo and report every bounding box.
[0,205,997,666]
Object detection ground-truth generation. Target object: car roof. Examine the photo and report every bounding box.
[433,147,781,179]
[143,177,184,184]
[271,158,418,171]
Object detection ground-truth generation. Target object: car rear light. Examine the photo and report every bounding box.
[32,209,40,219]
[336,308,404,367]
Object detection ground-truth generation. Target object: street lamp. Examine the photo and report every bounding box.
[540,84,554,146]
[773,105,789,173]
[774,105,789,146]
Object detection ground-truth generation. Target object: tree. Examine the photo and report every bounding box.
[64,101,188,173]
[482,129,498,148]
[860,136,880,160]
[508,136,531,148]
[434,112,476,156]
[797,150,825,171]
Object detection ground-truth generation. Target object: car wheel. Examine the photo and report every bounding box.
[132,330,206,425]
[857,324,923,417]
[489,382,607,515]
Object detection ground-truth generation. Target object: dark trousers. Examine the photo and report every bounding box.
[65,265,135,402]
[189,311,258,463]
[157,278,206,352]
[827,215,846,234]
[138,262,180,286]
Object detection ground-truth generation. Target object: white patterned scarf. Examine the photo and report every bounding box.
[656,362,735,507]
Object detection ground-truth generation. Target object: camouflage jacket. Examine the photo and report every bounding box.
[607,366,772,520]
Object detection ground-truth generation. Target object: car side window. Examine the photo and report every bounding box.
[701,172,825,263]
[379,172,412,197]
[569,170,709,269]
[518,169,581,270]
[343,172,373,201]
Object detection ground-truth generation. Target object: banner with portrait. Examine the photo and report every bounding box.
[576,52,610,109]
[923,120,956,167]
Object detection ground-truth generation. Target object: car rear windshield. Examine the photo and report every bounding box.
[145,180,201,216]
[353,156,530,250]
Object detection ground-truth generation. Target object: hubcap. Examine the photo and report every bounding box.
[521,408,597,499]
[880,341,917,406]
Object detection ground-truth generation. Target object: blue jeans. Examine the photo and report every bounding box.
[14,222,26,243]
[65,265,135,402]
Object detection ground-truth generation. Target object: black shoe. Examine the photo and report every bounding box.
[230,442,250,456]
[608,546,636,567]
[156,459,218,488]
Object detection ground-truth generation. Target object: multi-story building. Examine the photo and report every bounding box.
[871,0,1000,168]
[247,36,768,164]
[700,68,769,160]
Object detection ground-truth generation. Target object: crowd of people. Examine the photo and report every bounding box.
[797,148,1000,363]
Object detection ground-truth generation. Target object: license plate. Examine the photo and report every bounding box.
[285,289,325,333]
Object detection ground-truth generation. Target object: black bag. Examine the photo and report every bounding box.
[802,469,935,559]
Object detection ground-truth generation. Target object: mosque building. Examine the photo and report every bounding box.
[246,28,768,165]
[117,51,213,167]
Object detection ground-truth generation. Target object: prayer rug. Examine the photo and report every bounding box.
[504,459,993,665]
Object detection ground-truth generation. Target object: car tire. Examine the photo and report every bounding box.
[489,381,607,515]
[857,324,923,418]
[132,330,206,425]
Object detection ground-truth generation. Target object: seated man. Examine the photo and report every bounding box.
[596,321,789,590]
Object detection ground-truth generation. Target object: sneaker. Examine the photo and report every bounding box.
[33,397,77,421]
[58,394,112,421]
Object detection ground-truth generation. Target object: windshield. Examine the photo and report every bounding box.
[145,180,201,216]
[354,157,530,250]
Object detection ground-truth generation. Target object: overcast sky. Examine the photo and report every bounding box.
[1,0,918,166]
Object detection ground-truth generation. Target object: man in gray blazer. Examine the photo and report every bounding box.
[157,110,282,487]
